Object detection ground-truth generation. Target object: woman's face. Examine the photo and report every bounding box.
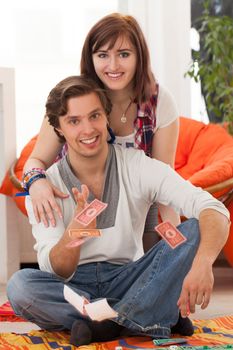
[92,36,137,92]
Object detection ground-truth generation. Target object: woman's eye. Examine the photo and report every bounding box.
[120,52,130,58]
[97,53,107,58]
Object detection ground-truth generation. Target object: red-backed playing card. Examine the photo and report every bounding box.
[75,199,108,226]
[69,228,101,239]
[155,221,187,249]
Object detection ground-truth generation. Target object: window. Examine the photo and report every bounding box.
[0,0,118,155]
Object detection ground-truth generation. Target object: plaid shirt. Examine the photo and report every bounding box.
[57,84,159,160]
[134,84,159,157]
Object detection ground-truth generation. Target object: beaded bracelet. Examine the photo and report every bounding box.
[23,167,46,180]
[22,173,46,192]
[22,168,46,188]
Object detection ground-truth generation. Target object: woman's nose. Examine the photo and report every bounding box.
[108,56,119,71]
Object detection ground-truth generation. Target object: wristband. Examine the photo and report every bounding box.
[23,167,46,181]
[23,173,46,192]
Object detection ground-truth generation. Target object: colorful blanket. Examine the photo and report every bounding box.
[0,301,25,322]
[1,315,233,349]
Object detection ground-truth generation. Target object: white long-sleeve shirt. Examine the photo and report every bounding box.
[26,145,229,273]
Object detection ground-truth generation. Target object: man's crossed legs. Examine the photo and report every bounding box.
[7,219,199,345]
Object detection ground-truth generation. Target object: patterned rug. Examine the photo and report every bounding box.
[1,302,233,349]
[0,301,25,322]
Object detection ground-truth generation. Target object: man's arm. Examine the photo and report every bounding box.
[177,208,230,317]
[49,185,95,279]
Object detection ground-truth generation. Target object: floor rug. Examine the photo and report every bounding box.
[0,301,25,322]
[0,315,233,349]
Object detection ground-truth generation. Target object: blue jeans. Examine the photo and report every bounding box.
[7,219,199,338]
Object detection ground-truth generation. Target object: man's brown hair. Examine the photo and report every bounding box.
[45,75,112,141]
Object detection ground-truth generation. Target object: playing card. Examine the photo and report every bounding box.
[75,199,108,226]
[68,228,101,239]
[154,221,187,249]
[153,338,187,346]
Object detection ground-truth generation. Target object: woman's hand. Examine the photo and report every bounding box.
[29,178,69,227]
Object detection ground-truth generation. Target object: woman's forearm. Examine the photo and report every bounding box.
[23,117,63,173]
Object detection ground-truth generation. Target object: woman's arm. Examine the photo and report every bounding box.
[152,84,181,225]
[24,117,69,227]
[152,118,181,226]
[143,86,180,252]
[24,117,63,171]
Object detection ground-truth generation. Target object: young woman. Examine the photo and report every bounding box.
[24,13,180,249]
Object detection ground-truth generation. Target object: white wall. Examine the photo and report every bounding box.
[119,0,192,117]
[0,0,119,156]
[0,67,20,283]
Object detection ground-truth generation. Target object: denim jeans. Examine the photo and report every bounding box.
[7,218,199,338]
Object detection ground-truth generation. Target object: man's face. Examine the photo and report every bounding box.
[57,93,108,159]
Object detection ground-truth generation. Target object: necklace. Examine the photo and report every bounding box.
[120,100,133,123]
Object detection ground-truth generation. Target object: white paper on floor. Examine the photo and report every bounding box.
[64,285,118,321]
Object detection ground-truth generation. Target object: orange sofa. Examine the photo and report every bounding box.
[1,117,233,266]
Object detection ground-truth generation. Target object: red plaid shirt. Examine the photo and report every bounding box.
[134,84,159,157]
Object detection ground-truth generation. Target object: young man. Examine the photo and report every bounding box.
[7,76,229,346]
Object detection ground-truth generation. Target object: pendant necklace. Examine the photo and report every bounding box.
[120,100,133,123]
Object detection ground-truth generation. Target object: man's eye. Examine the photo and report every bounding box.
[120,52,130,58]
[69,119,79,125]
[91,113,100,119]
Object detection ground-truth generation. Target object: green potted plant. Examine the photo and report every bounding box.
[186,0,233,133]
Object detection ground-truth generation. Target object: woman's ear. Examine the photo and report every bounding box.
[55,127,63,137]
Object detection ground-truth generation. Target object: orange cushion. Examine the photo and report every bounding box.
[189,144,233,188]
[0,135,38,215]
[175,117,206,174]
[176,117,233,186]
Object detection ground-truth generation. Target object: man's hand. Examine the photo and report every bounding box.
[177,209,229,318]
[70,184,96,230]
[177,260,214,317]
[49,184,96,278]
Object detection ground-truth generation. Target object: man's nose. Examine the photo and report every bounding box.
[81,119,94,133]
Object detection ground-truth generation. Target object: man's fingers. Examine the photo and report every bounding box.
[201,292,211,309]
[196,292,204,305]
[72,188,81,203]
[177,289,190,317]
[178,288,211,316]
[72,187,86,211]
[81,184,89,201]
[188,291,198,314]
